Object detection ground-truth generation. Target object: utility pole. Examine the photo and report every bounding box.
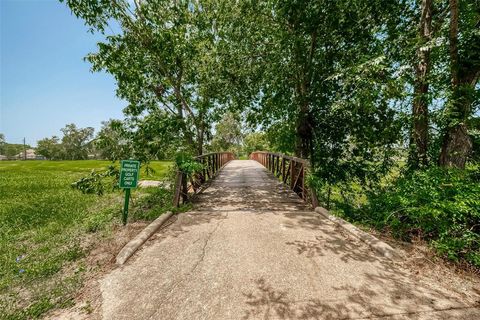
[23,137,26,160]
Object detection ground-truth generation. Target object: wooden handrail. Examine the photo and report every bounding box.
[250,151,318,208]
[172,152,235,207]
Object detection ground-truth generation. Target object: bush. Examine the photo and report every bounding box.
[367,165,480,266]
[71,165,119,195]
[174,152,203,176]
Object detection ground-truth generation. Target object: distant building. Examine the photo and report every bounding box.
[0,155,7,161]
[15,149,45,160]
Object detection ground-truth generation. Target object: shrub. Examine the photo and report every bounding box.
[367,165,480,266]
[174,152,203,176]
[71,165,119,195]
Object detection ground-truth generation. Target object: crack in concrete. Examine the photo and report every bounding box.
[147,213,227,320]
[190,215,225,274]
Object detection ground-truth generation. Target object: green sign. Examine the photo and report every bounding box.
[119,160,140,225]
[119,160,140,189]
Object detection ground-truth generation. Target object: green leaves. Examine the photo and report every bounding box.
[71,165,119,195]
[63,0,233,156]
[367,165,480,266]
[174,152,203,176]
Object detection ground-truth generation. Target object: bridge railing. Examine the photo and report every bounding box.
[173,152,235,207]
[250,151,318,208]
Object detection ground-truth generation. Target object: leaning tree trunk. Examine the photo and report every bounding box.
[409,0,433,168]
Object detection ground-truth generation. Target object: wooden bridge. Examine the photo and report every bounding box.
[98,151,479,319]
[172,151,317,209]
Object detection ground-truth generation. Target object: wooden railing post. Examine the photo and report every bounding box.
[181,172,188,203]
[173,171,183,206]
[213,154,217,174]
[290,160,295,190]
[201,157,206,183]
[276,155,280,176]
[300,165,305,199]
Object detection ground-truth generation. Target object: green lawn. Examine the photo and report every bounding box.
[0,160,172,319]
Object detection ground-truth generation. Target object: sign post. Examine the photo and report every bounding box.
[119,160,140,225]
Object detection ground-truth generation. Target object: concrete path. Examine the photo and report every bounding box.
[100,160,479,319]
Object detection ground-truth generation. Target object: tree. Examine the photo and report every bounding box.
[62,0,228,156]
[439,0,480,168]
[0,133,5,155]
[95,120,131,161]
[409,0,433,168]
[36,136,63,160]
[0,143,30,158]
[209,112,243,153]
[243,132,269,156]
[128,109,185,161]
[218,0,405,190]
[61,124,94,160]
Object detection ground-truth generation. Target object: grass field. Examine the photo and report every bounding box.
[0,160,172,319]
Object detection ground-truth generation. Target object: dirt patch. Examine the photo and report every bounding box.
[44,221,148,320]
[370,230,480,306]
[138,180,170,188]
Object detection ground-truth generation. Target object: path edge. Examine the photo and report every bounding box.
[314,207,401,261]
[116,211,174,265]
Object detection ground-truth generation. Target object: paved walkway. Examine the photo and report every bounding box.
[100,160,479,319]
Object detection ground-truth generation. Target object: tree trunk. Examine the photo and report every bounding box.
[196,122,204,156]
[409,0,432,168]
[439,123,472,168]
[295,104,312,158]
[294,31,317,159]
[438,0,478,168]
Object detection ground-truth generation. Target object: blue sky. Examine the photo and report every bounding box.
[0,0,125,146]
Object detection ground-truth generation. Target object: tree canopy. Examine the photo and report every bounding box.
[61,0,479,173]
[36,124,94,160]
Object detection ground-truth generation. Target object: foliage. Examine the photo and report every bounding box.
[94,120,132,161]
[127,110,184,161]
[71,165,119,195]
[0,142,31,158]
[174,152,203,177]
[243,132,270,157]
[219,0,407,179]
[264,122,296,155]
[351,166,480,267]
[62,0,228,156]
[469,116,480,161]
[36,124,94,160]
[61,124,95,160]
[131,186,177,221]
[36,136,63,160]
[209,112,244,156]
